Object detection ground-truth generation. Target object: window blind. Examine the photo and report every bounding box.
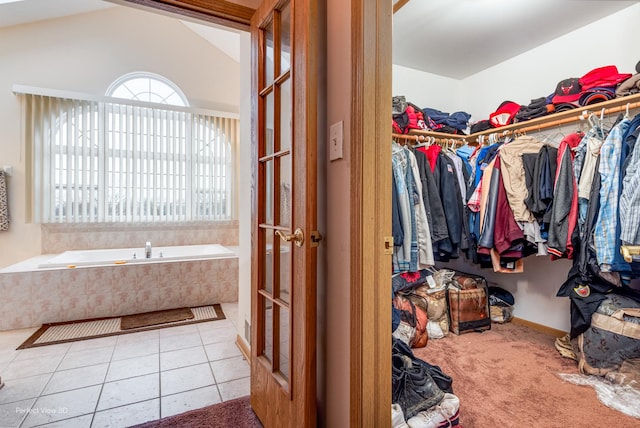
[19,92,238,223]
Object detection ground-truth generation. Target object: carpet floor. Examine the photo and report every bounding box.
[413,322,640,428]
[130,396,262,428]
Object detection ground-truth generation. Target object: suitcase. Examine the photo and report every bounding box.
[447,272,491,335]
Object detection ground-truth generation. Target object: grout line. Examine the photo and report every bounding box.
[89,340,118,428]
[199,322,223,404]
[157,333,163,419]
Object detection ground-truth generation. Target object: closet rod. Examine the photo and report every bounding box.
[392,132,466,146]
[475,99,640,144]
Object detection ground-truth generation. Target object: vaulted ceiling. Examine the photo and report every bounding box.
[2,0,637,78]
[393,0,637,79]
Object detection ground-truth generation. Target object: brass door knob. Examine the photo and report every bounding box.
[275,228,304,247]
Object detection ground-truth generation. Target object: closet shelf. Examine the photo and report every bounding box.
[400,92,640,146]
[402,129,469,140]
[468,92,640,144]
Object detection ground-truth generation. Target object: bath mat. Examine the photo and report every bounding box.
[16,304,225,350]
[120,307,194,330]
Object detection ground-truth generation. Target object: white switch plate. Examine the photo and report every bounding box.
[329,121,344,161]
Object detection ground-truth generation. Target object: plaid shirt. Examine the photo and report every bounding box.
[620,127,640,245]
[594,119,630,271]
[467,180,482,213]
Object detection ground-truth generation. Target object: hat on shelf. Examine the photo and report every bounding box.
[578,86,616,106]
[579,65,632,91]
[552,78,582,104]
[489,101,521,128]
[554,102,579,113]
[636,59,640,74]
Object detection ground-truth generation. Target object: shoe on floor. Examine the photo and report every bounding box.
[392,403,410,428]
[407,393,460,428]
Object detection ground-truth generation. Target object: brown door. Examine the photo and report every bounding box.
[250,0,318,427]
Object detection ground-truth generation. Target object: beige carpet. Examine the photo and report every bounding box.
[17,304,225,350]
[413,321,640,427]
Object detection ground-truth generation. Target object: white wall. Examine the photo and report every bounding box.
[392,64,463,115]
[0,6,241,268]
[461,3,640,120]
[393,3,640,332]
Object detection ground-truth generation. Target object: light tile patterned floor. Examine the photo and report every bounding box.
[0,302,249,428]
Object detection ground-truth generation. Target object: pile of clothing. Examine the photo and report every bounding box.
[392,96,472,135]
[469,63,637,130]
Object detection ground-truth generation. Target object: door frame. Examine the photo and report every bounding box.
[119,0,392,424]
[349,0,392,425]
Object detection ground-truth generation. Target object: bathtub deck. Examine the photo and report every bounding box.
[0,252,239,331]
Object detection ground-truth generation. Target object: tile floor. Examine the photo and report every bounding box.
[0,302,249,428]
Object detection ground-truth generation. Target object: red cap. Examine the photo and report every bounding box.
[579,65,632,91]
[489,101,521,127]
[552,78,581,104]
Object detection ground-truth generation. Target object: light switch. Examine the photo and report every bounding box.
[329,121,344,161]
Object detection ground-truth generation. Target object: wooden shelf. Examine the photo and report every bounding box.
[403,92,640,146]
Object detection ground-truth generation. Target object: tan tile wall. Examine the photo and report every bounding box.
[41,221,239,254]
[0,257,238,331]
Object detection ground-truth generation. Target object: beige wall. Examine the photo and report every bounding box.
[324,0,352,425]
[237,31,252,346]
[0,6,241,268]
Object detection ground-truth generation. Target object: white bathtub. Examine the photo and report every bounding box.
[37,244,236,269]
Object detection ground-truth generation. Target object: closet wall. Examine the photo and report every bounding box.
[392,3,640,332]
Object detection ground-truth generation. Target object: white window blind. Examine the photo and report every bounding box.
[18,90,238,223]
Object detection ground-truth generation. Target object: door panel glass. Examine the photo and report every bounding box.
[279,3,291,74]
[279,239,291,304]
[278,154,291,228]
[264,21,274,85]
[265,159,274,225]
[265,91,274,155]
[264,229,274,295]
[279,305,290,381]
[280,79,292,152]
[263,298,273,364]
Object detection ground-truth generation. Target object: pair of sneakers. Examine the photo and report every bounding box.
[392,393,460,428]
[407,393,460,428]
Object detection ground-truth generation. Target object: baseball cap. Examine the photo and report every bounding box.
[489,101,521,128]
[552,78,582,104]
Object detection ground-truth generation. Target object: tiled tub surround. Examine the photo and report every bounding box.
[41,221,239,254]
[0,249,239,331]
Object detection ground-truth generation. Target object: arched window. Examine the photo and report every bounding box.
[21,73,238,223]
[106,72,188,106]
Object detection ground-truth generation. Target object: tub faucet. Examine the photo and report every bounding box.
[145,241,152,258]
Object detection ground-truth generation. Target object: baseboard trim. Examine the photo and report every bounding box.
[235,334,250,361]
[511,317,567,338]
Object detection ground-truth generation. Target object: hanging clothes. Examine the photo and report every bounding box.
[392,143,434,273]
[412,148,449,245]
[594,119,631,272]
[548,133,583,259]
[498,135,547,222]
[619,115,640,246]
[392,144,416,273]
